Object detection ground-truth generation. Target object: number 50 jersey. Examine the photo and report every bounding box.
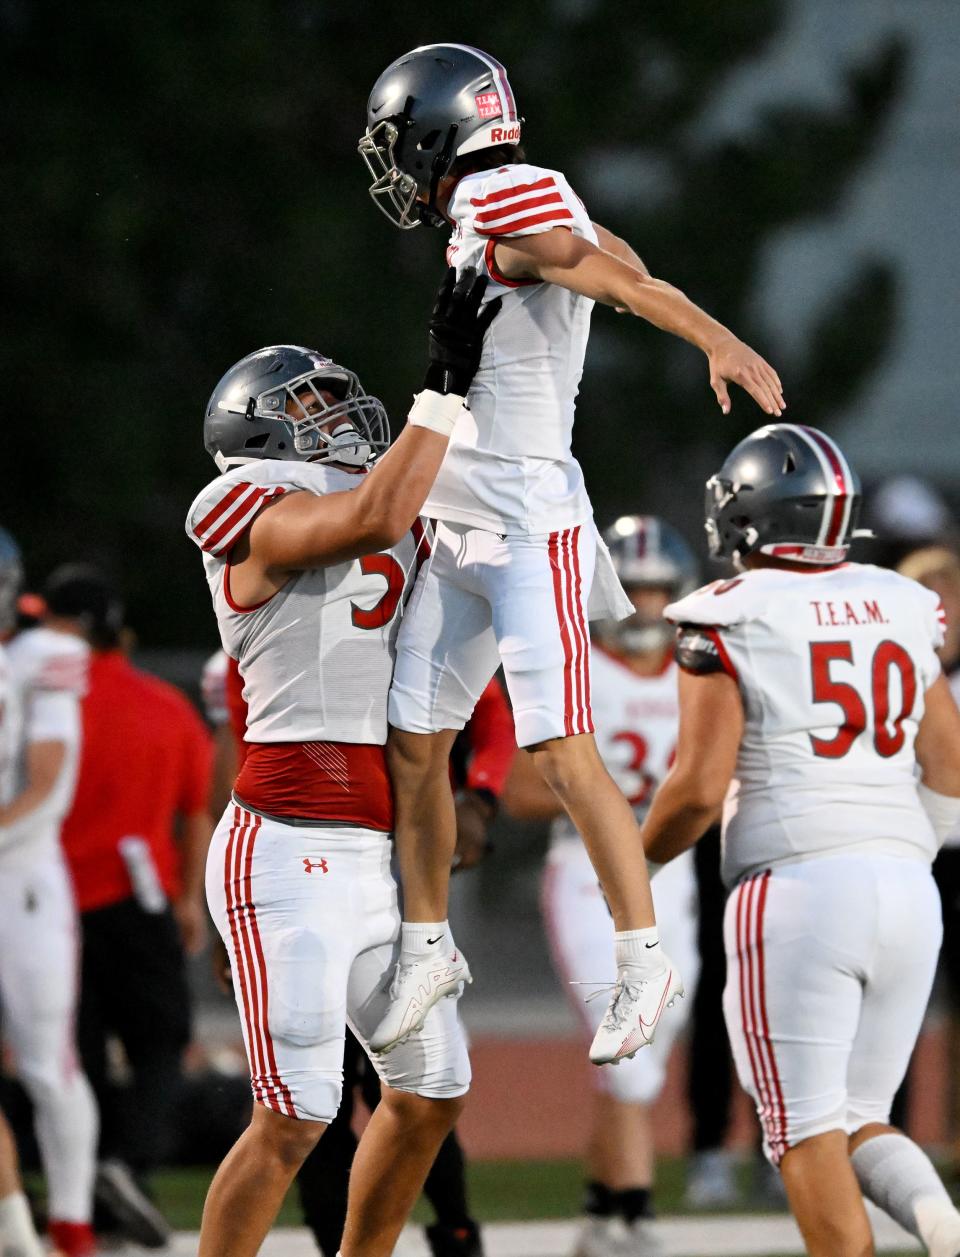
[667,563,945,888]
[186,461,428,747]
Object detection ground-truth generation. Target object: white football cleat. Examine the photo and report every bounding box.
[370,946,471,1054]
[622,1216,666,1257]
[572,1215,629,1257]
[588,958,683,1066]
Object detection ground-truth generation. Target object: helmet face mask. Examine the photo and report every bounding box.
[358,121,424,230]
[704,424,862,567]
[205,347,390,473]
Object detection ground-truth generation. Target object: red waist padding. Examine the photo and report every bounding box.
[234,741,393,831]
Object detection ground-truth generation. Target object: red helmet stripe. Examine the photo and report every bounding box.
[797,425,849,547]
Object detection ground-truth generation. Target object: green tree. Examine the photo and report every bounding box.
[2,1,906,646]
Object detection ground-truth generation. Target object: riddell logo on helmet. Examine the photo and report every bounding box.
[490,125,521,143]
[475,92,503,120]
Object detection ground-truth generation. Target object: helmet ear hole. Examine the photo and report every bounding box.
[783,452,796,473]
[418,130,441,152]
[244,433,270,451]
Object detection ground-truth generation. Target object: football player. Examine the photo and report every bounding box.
[641,424,960,1257]
[0,528,99,1257]
[503,517,700,1257]
[358,43,784,1059]
[186,272,497,1257]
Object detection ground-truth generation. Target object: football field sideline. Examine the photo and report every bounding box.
[162,1206,921,1255]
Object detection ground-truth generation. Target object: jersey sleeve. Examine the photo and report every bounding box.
[460,165,586,240]
[674,625,738,679]
[8,630,88,745]
[185,475,287,558]
[201,650,229,727]
[914,580,946,690]
[665,575,765,629]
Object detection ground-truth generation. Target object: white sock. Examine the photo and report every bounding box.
[852,1132,960,1257]
[400,920,449,960]
[0,1191,46,1257]
[615,928,665,977]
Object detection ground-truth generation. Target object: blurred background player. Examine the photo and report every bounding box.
[643,423,960,1257]
[52,563,214,1249]
[0,530,99,1257]
[504,516,701,1257]
[358,43,785,1062]
[188,271,495,1257]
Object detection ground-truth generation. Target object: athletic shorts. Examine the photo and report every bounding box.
[206,804,471,1123]
[723,853,941,1165]
[389,521,595,747]
[542,839,699,1103]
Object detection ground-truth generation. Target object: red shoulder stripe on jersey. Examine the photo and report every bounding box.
[203,486,286,555]
[475,190,567,224]
[703,629,738,682]
[194,481,253,538]
[482,239,538,289]
[477,208,575,237]
[470,175,556,207]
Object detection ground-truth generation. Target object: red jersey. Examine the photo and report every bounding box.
[61,651,214,912]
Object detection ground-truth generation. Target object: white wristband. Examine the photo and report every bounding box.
[918,783,960,848]
[407,390,466,437]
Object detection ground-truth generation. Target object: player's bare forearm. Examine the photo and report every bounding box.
[640,774,722,866]
[0,740,66,829]
[916,674,960,797]
[642,668,742,864]
[493,229,785,416]
[249,420,451,570]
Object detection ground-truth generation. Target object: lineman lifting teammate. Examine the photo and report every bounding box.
[186,272,497,1257]
[505,517,702,1257]
[358,43,786,1061]
[641,423,960,1257]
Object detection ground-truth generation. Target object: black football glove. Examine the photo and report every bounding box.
[423,266,502,396]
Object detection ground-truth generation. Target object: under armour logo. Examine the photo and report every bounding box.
[303,858,329,875]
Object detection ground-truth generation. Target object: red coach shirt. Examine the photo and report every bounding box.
[61,650,214,913]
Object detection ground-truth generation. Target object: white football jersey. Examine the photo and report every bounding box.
[550,647,683,844]
[668,563,944,887]
[1,627,88,864]
[423,162,597,535]
[186,461,428,745]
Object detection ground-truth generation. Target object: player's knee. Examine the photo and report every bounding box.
[528,735,598,799]
[249,1103,326,1167]
[17,1058,66,1109]
[387,728,455,783]
[381,1085,466,1134]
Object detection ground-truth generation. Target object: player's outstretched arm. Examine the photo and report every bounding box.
[640,667,743,866]
[494,227,784,417]
[915,675,960,848]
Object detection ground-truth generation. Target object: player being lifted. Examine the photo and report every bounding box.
[504,516,702,1257]
[186,273,496,1257]
[358,44,785,1059]
[642,423,960,1257]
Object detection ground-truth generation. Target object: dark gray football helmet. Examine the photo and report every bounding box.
[359,44,521,229]
[596,516,700,653]
[204,345,390,474]
[0,527,23,634]
[705,423,864,566]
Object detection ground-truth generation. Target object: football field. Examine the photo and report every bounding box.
[130,1162,924,1256]
[157,1212,920,1256]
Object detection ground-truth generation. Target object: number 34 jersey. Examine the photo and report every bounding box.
[185,461,428,747]
[667,563,944,887]
[550,646,679,848]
